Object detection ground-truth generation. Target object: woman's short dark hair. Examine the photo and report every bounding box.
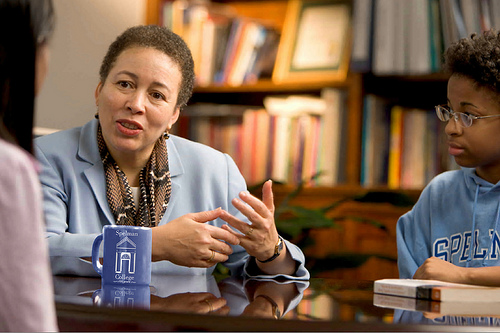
[444,29,500,94]
[0,0,55,154]
[99,25,195,110]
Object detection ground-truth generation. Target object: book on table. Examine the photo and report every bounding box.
[374,278,500,302]
[373,293,500,317]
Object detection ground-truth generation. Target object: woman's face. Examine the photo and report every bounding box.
[446,74,500,183]
[95,47,181,164]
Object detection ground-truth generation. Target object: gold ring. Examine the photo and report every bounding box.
[246,227,254,236]
[204,299,213,312]
[207,250,215,262]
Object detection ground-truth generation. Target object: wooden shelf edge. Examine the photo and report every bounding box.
[252,184,422,202]
[364,72,450,82]
[194,78,353,93]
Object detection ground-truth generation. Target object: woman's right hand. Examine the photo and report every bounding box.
[151,208,240,267]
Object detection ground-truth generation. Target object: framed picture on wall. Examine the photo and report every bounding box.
[272,0,351,84]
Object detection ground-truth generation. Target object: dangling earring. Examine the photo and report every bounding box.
[94,108,99,119]
[163,131,170,140]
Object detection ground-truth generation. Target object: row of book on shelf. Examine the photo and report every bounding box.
[172,88,347,187]
[160,0,280,87]
[173,91,458,188]
[361,94,457,190]
[351,0,500,75]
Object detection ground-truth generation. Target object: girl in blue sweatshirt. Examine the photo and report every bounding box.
[397,30,500,286]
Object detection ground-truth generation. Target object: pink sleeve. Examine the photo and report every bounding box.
[0,143,58,332]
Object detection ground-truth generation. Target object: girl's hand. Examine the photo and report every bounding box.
[414,257,466,283]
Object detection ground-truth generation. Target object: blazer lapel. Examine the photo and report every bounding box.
[78,120,115,224]
[160,137,184,225]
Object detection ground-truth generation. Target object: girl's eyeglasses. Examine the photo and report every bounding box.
[435,104,500,128]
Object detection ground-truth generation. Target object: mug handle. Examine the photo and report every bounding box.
[92,289,102,306]
[92,234,103,276]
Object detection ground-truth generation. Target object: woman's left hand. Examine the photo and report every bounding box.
[220,180,279,262]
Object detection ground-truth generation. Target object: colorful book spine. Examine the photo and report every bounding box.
[388,106,403,189]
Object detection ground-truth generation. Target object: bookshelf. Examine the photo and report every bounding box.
[145,0,498,182]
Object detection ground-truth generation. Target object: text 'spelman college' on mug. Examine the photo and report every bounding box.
[92,225,152,285]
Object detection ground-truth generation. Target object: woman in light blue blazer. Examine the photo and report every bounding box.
[35,25,308,280]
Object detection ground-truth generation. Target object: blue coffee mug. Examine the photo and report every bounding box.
[92,284,150,310]
[92,225,152,285]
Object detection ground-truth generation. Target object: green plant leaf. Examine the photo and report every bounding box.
[275,206,338,238]
[268,175,409,276]
[212,263,230,282]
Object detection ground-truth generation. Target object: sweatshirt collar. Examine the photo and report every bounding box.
[462,167,500,192]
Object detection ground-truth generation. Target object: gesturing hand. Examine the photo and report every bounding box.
[151,208,240,267]
[220,180,279,262]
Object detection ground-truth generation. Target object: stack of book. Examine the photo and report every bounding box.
[161,0,281,86]
[374,278,500,317]
[173,89,347,187]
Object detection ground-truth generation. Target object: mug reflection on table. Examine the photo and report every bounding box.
[92,225,152,285]
[92,284,150,310]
